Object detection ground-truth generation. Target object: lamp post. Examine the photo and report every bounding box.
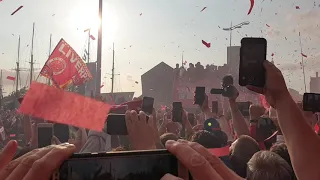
[223,21,250,70]
[223,21,250,48]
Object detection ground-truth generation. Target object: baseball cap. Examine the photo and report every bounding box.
[204,118,221,132]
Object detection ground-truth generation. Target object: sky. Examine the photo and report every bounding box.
[1,0,320,96]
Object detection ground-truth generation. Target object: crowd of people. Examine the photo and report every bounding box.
[0,60,320,179]
[174,62,229,82]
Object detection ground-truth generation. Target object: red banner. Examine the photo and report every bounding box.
[40,39,92,88]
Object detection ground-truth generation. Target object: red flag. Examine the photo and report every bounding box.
[40,38,92,88]
[19,82,111,131]
[6,76,16,81]
[259,94,270,110]
[301,53,307,58]
[202,40,211,48]
[248,0,254,15]
[89,35,96,40]
[11,5,23,16]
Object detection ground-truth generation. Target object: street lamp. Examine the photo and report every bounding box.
[223,21,250,73]
[223,21,250,47]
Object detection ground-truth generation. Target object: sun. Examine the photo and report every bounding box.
[68,3,119,42]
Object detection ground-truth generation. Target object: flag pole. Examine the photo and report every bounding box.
[299,32,307,92]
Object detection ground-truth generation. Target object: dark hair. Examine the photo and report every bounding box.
[191,130,222,148]
[222,75,234,86]
[270,143,292,167]
[230,135,260,178]
[160,133,179,147]
[247,151,293,180]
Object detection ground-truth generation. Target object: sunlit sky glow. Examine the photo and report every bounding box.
[1,0,320,96]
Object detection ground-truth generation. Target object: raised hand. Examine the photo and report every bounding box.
[125,110,156,150]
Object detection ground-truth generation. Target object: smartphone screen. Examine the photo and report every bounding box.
[37,123,53,148]
[53,150,183,180]
[303,93,320,112]
[239,37,266,88]
[212,101,218,114]
[237,102,251,117]
[172,102,183,123]
[194,87,205,105]
[141,97,154,115]
[106,114,127,135]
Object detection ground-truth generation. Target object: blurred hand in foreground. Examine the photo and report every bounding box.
[162,140,243,180]
[0,143,75,180]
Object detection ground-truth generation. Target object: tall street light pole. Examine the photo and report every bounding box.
[96,0,103,96]
[223,21,250,69]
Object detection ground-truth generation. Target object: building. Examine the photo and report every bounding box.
[310,72,320,93]
[227,46,240,76]
[78,62,97,96]
[101,92,135,104]
[141,62,174,107]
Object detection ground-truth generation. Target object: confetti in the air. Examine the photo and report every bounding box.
[140,13,142,16]
[200,7,207,12]
[11,5,24,16]
[266,24,270,28]
[296,6,300,9]
[90,35,96,40]
[100,85,104,88]
[301,53,307,58]
[248,0,254,15]
[202,40,211,48]
[271,53,275,56]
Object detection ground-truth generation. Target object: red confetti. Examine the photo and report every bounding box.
[140,13,142,16]
[100,84,104,88]
[200,7,207,12]
[266,24,270,27]
[89,35,96,40]
[161,105,166,111]
[183,60,187,65]
[202,40,211,48]
[271,53,275,56]
[296,6,300,9]
[19,82,111,131]
[248,0,254,15]
[11,5,23,16]
[301,53,307,58]
[6,76,16,81]
[186,86,190,92]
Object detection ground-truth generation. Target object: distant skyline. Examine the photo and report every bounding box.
[1,0,320,96]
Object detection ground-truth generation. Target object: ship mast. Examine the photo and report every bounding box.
[29,23,35,87]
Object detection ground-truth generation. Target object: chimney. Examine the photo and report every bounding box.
[317,72,319,77]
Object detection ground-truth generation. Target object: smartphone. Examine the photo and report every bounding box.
[210,88,224,95]
[37,123,53,148]
[239,37,267,88]
[172,102,183,123]
[141,97,154,115]
[106,114,127,135]
[194,87,205,105]
[303,93,320,112]
[237,102,251,117]
[52,150,188,180]
[212,101,218,114]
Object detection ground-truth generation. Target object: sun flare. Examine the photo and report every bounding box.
[68,3,119,42]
